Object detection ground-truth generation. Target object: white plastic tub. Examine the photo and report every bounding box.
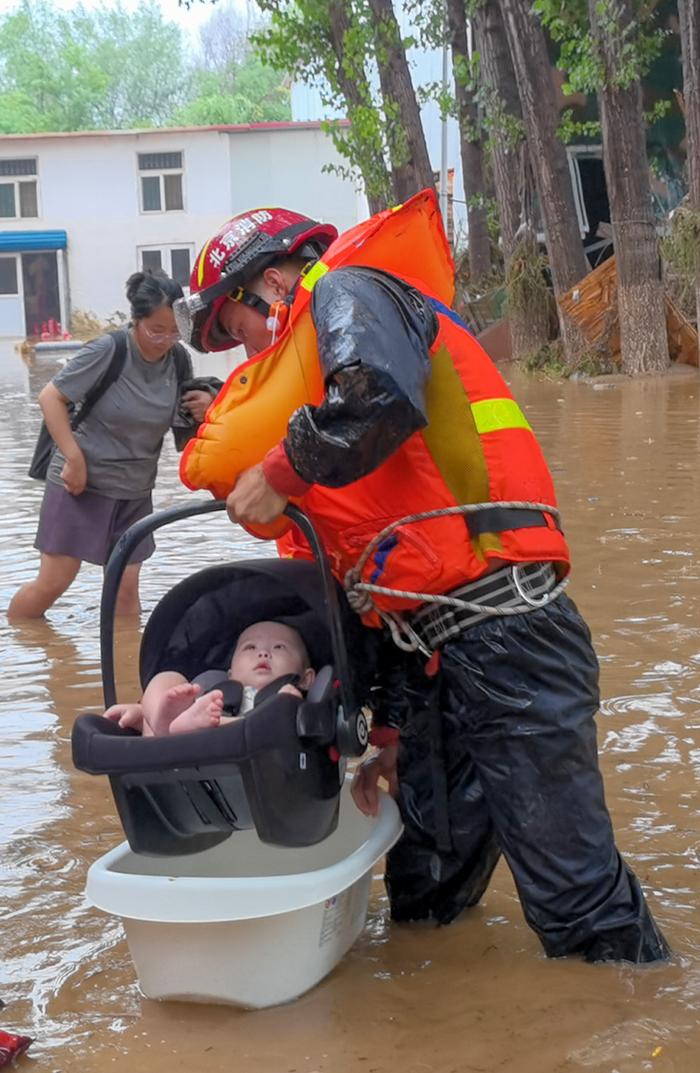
[86,779,402,1008]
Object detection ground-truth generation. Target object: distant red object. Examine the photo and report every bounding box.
[0,1029,32,1068]
[36,318,65,342]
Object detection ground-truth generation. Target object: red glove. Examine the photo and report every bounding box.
[0,1029,32,1068]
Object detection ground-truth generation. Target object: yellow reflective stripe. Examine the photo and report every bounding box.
[391,203,403,212]
[424,343,490,508]
[196,241,211,287]
[300,260,329,291]
[471,398,532,435]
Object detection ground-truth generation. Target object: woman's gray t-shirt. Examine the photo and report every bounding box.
[47,332,180,500]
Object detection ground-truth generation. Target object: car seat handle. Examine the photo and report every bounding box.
[284,505,365,756]
[100,499,227,709]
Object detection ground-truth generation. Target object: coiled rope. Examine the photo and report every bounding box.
[343,501,570,653]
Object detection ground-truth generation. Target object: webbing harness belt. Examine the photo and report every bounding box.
[343,501,569,655]
[412,560,558,650]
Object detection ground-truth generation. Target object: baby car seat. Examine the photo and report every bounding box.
[72,502,369,857]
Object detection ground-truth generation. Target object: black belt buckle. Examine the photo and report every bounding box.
[466,507,561,539]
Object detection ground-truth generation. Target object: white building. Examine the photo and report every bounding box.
[0,122,368,338]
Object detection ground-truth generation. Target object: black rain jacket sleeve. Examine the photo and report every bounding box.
[283,266,437,487]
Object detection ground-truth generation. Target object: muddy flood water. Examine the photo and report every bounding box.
[3,340,700,1073]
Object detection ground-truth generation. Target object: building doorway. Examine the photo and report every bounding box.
[22,251,61,338]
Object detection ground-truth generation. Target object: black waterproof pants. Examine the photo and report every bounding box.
[385,594,670,963]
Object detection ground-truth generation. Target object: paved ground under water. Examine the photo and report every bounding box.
[2,341,700,1072]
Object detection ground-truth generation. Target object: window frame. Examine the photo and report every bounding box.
[137,151,185,215]
[136,243,195,291]
[531,144,601,244]
[0,254,20,296]
[0,157,40,220]
[566,145,599,238]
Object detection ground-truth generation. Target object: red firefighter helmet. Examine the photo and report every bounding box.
[174,207,338,353]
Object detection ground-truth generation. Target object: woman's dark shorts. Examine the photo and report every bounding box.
[35,480,155,565]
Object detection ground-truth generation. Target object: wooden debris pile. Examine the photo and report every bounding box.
[559,255,699,366]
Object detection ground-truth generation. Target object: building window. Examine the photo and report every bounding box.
[0,256,19,295]
[137,151,184,213]
[0,158,39,219]
[138,245,193,289]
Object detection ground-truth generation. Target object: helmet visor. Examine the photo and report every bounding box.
[172,293,205,345]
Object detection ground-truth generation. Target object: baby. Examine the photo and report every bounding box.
[104,620,315,737]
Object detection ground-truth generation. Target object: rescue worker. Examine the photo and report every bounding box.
[173,193,669,964]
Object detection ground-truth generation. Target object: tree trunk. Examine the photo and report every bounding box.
[678,0,700,355]
[589,0,669,374]
[446,0,490,279]
[499,0,589,363]
[475,0,549,360]
[367,0,435,202]
[327,1,390,214]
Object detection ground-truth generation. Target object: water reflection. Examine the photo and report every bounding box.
[2,338,700,1071]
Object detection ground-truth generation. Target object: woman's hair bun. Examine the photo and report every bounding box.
[125,271,147,304]
[125,268,183,319]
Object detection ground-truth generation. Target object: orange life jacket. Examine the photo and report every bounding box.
[181,190,570,614]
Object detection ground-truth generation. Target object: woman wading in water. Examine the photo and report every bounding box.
[9,270,215,620]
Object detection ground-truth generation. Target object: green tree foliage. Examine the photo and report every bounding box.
[404,0,453,118]
[0,0,290,133]
[533,0,666,94]
[172,54,291,125]
[255,0,392,206]
[535,0,678,176]
[173,0,290,126]
[0,0,191,132]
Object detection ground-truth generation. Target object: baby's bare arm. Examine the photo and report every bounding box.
[103,702,144,730]
[278,684,303,698]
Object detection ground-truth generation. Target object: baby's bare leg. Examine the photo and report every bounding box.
[141,671,195,737]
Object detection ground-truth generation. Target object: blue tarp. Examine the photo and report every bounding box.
[0,230,67,252]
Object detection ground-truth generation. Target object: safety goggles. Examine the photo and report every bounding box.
[173,291,207,345]
[141,324,181,345]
